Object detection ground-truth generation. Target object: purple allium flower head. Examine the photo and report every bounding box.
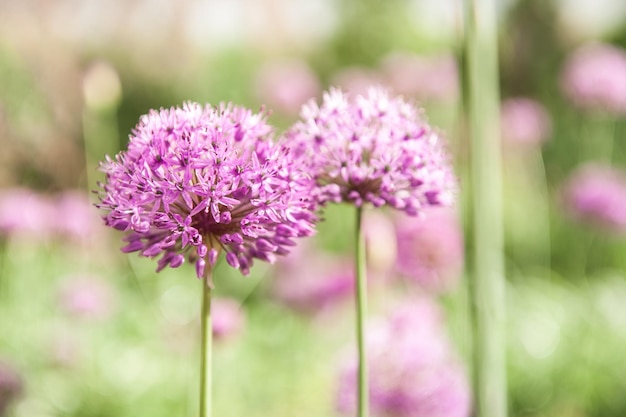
[212,297,245,341]
[285,87,456,214]
[254,59,321,116]
[394,207,464,293]
[561,163,626,233]
[561,42,626,115]
[97,102,317,279]
[336,299,471,417]
[500,97,552,147]
[0,361,23,416]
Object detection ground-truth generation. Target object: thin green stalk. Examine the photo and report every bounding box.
[199,269,213,417]
[355,206,368,417]
[464,0,507,416]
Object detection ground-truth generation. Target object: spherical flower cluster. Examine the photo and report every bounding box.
[561,163,626,234]
[560,42,626,115]
[336,300,471,417]
[394,207,464,293]
[285,87,456,214]
[500,97,552,147]
[97,102,317,278]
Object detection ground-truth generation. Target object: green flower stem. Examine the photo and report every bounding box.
[355,206,368,417]
[464,0,507,416]
[199,269,213,417]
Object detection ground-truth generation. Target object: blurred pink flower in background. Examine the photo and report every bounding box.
[49,333,82,368]
[0,189,101,245]
[254,59,321,116]
[212,297,245,341]
[330,67,386,96]
[336,299,471,417]
[381,52,459,102]
[271,242,354,315]
[0,360,23,416]
[57,275,116,319]
[560,42,626,115]
[161,295,245,353]
[561,163,626,234]
[0,188,55,240]
[394,208,464,294]
[500,97,552,147]
[54,191,102,244]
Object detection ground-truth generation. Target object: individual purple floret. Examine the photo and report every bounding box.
[560,42,626,115]
[561,163,626,234]
[96,102,317,279]
[336,300,471,417]
[285,87,456,214]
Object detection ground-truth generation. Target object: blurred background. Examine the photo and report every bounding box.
[2,0,626,416]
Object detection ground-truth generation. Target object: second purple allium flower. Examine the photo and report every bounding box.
[285,87,456,214]
[97,102,317,278]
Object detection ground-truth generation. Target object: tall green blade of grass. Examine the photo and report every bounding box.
[463,0,507,416]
